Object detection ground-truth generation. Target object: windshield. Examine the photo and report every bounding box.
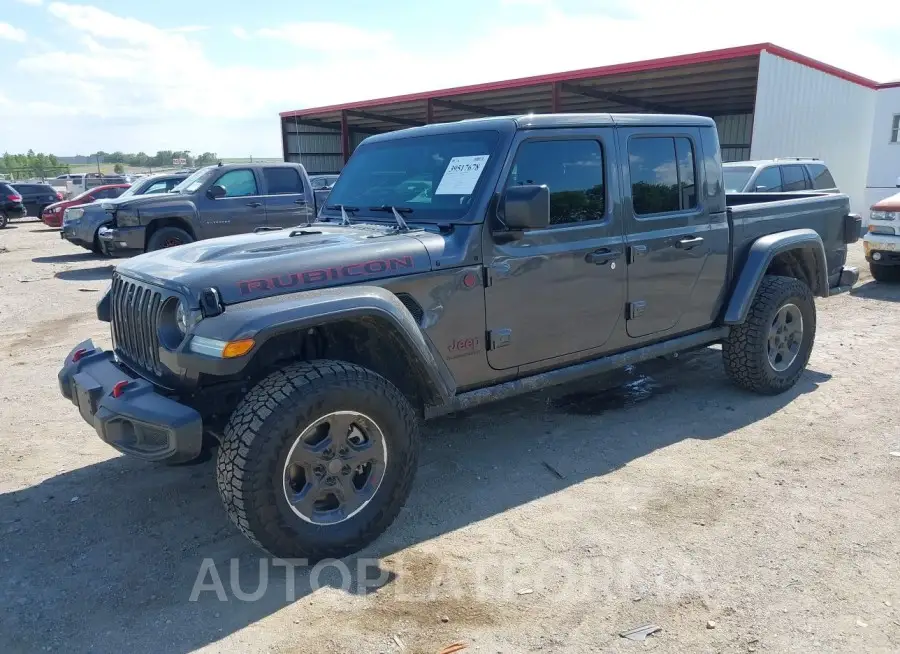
[322,130,501,222]
[723,166,755,193]
[72,187,106,201]
[171,166,215,194]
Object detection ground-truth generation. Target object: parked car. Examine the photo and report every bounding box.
[863,189,900,282]
[61,171,191,253]
[723,158,839,194]
[58,113,861,560]
[0,181,26,228]
[41,184,130,227]
[10,182,63,218]
[309,174,339,213]
[95,162,320,255]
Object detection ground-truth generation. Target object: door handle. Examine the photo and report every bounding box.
[246,201,262,208]
[675,236,704,250]
[585,249,620,265]
[293,199,306,205]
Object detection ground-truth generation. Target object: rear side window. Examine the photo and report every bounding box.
[781,165,809,191]
[506,139,605,225]
[264,167,305,195]
[807,163,836,190]
[753,167,782,192]
[628,136,698,215]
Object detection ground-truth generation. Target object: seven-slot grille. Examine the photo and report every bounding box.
[110,274,166,376]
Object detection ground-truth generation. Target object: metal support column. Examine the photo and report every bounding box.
[551,82,562,113]
[426,98,434,124]
[340,110,351,164]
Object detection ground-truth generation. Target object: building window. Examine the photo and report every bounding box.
[892,114,900,143]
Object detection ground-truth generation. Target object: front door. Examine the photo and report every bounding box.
[484,129,626,370]
[618,128,712,339]
[200,168,267,238]
[262,167,315,227]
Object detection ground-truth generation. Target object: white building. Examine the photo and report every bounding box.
[281,43,900,217]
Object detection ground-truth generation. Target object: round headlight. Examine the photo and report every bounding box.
[175,301,188,335]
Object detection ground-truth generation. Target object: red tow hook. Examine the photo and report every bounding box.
[111,380,130,398]
[72,347,94,363]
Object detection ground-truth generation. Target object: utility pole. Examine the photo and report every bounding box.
[95,154,102,175]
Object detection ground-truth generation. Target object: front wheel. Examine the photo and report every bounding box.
[869,262,900,283]
[146,226,193,251]
[723,275,816,395]
[216,360,420,560]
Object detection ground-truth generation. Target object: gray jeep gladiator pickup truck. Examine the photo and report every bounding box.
[58,114,861,560]
[95,162,321,255]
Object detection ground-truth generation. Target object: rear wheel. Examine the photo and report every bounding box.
[0,213,8,229]
[869,262,900,283]
[723,275,816,395]
[147,226,193,251]
[216,360,420,560]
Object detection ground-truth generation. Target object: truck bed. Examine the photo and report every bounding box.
[726,192,853,289]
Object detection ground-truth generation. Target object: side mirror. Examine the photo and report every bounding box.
[755,185,768,192]
[500,184,550,231]
[207,184,226,199]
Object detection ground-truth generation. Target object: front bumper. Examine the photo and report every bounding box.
[863,233,900,266]
[97,225,145,256]
[58,339,203,463]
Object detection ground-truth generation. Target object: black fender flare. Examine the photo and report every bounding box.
[182,285,456,404]
[724,228,828,325]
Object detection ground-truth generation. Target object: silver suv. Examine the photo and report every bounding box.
[723,158,838,194]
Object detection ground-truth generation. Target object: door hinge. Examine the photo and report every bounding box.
[627,245,648,264]
[626,301,647,320]
[487,328,512,350]
[483,266,493,287]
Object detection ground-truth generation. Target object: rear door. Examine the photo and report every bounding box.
[619,128,714,339]
[261,167,314,227]
[199,168,267,237]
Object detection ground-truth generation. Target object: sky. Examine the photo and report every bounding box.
[0,0,899,157]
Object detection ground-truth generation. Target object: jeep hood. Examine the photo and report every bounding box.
[116,223,434,305]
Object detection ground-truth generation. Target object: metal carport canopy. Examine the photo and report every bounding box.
[280,42,881,158]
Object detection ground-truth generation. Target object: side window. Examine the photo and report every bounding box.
[781,165,808,191]
[629,136,698,215]
[264,167,305,195]
[807,163,836,190]
[110,187,127,198]
[891,114,899,143]
[143,181,168,194]
[505,139,604,225]
[753,167,782,192]
[214,169,258,197]
[310,177,326,190]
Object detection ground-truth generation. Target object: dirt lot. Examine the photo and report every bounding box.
[0,219,898,654]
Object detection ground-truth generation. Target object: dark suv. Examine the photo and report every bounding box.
[0,182,26,228]
[11,182,62,218]
[723,158,838,194]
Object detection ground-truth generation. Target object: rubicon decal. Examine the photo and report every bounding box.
[238,256,415,295]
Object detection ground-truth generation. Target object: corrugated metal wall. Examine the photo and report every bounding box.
[283,121,344,174]
[751,51,877,214]
[714,114,753,162]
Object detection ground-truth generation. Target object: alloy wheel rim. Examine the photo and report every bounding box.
[282,411,388,525]
[767,303,803,372]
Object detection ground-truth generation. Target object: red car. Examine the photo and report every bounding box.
[41,184,130,227]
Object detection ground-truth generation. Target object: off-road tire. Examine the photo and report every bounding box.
[723,275,816,395]
[216,360,420,561]
[869,262,900,283]
[146,226,193,251]
[0,213,8,229]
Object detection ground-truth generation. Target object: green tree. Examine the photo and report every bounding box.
[113,163,125,174]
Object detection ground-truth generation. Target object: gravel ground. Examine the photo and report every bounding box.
[0,220,898,654]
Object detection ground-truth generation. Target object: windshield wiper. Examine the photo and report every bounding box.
[323,204,359,226]
[368,205,412,231]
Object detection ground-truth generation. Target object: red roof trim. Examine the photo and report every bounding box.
[877,81,900,89]
[280,42,883,118]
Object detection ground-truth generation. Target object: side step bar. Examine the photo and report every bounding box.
[426,327,730,419]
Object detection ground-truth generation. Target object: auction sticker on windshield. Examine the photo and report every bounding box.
[435,155,489,195]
